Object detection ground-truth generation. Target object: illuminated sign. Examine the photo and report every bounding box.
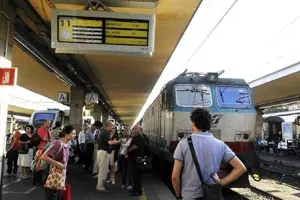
[52,9,155,56]
[0,68,17,86]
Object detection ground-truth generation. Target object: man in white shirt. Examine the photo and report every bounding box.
[78,124,89,167]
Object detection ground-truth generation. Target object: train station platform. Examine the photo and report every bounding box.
[2,164,175,200]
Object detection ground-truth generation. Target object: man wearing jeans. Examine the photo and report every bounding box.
[96,121,120,192]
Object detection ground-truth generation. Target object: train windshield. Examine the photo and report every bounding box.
[217,86,251,108]
[32,112,55,128]
[175,84,212,107]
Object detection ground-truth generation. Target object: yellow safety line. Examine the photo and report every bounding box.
[139,186,147,200]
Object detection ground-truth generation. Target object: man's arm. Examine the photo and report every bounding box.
[172,160,183,198]
[213,156,246,185]
[126,144,138,153]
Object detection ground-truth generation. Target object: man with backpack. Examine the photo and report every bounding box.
[32,120,52,186]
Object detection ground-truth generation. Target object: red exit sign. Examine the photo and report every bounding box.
[0,68,17,86]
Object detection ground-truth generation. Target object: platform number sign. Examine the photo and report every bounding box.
[85,92,98,105]
[58,92,69,104]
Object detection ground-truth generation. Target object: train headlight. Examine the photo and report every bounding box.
[206,73,218,83]
[243,133,249,140]
[235,131,251,141]
[234,133,242,141]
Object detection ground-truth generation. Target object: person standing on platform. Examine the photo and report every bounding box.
[78,124,89,167]
[17,125,34,179]
[119,128,133,190]
[126,125,146,196]
[84,125,95,173]
[96,121,120,192]
[92,121,103,175]
[32,120,52,186]
[6,128,21,177]
[42,125,76,200]
[171,108,246,200]
[51,121,62,140]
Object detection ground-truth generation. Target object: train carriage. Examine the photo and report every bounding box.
[142,71,260,186]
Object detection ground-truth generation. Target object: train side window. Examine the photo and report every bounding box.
[166,89,172,110]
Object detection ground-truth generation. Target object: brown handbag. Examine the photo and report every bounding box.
[44,143,66,190]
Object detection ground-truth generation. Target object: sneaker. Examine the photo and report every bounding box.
[121,185,126,190]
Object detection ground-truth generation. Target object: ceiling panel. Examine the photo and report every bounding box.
[28,0,201,125]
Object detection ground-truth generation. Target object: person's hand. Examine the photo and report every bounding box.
[125,154,128,159]
[55,162,65,170]
[211,173,222,185]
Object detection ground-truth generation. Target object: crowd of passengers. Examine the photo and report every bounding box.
[6,108,247,200]
[6,119,147,200]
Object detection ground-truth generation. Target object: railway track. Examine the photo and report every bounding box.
[226,185,282,200]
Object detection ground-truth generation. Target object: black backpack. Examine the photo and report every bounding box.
[31,130,42,147]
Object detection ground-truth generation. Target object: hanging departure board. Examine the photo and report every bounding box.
[52,9,155,56]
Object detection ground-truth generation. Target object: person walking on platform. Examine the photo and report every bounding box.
[126,125,146,196]
[32,120,52,186]
[17,125,34,179]
[42,125,76,200]
[6,128,21,177]
[96,121,120,192]
[119,128,133,190]
[171,108,247,200]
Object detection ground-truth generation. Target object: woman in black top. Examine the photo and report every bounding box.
[17,125,34,179]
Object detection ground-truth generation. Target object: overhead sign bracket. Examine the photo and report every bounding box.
[84,0,113,12]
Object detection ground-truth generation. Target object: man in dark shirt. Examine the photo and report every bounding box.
[126,124,146,196]
[96,121,120,192]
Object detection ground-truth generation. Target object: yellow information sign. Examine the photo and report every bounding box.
[57,16,149,46]
[106,20,148,30]
[106,37,147,45]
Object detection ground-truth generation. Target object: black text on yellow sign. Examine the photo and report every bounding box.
[105,37,147,46]
[106,29,148,38]
[105,20,148,30]
[59,18,103,28]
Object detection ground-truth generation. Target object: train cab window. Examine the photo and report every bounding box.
[32,113,55,128]
[175,84,212,107]
[217,86,251,108]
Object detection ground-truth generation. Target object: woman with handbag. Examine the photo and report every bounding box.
[17,125,34,179]
[41,125,76,200]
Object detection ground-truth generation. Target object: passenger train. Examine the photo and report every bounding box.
[142,71,260,186]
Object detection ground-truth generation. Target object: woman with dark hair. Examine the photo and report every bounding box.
[17,125,34,179]
[42,125,76,200]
